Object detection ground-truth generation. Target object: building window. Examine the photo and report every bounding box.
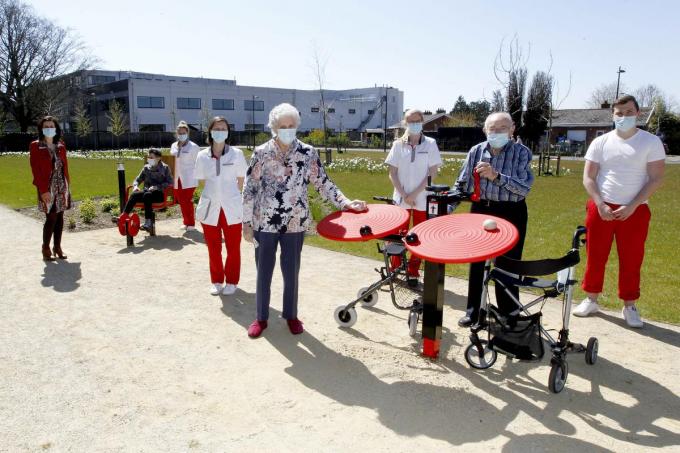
[244,123,265,131]
[139,124,166,132]
[368,109,375,114]
[327,108,335,113]
[244,100,264,111]
[212,99,234,110]
[88,75,115,85]
[348,109,356,114]
[137,96,165,109]
[311,107,320,113]
[177,97,201,109]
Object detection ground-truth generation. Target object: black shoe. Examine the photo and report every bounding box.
[458,315,473,328]
[142,220,153,231]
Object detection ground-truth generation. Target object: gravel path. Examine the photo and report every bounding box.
[1,205,678,452]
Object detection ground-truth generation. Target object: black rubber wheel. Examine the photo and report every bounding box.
[464,340,497,370]
[333,306,357,328]
[357,287,378,307]
[548,360,569,393]
[408,311,419,338]
[585,337,598,365]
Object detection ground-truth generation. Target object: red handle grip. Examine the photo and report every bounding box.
[471,169,481,202]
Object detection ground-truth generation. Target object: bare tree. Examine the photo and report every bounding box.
[72,97,91,148]
[587,82,623,108]
[106,99,127,147]
[491,90,505,112]
[310,44,329,153]
[0,0,96,131]
[493,35,531,134]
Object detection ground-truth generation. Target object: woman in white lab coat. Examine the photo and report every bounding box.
[170,121,201,230]
[194,116,248,296]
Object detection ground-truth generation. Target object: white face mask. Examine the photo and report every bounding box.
[277,128,297,145]
[147,158,158,167]
[613,115,637,132]
[43,128,57,138]
[407,122,423,135]
[211,130,229,143]
[177,133,188,142]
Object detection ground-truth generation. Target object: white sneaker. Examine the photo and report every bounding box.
[622,305,644,328]
[185,225,195,231]
[210,284,223,296]
[222,284,237,295]
[573,298,600,317]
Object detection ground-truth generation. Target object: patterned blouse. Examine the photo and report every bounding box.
[242,138,349,233]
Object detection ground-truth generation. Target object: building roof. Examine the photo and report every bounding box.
[387,112,451,129]
[551,107,654,128]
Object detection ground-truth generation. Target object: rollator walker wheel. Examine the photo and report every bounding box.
[408,310,420,338]
[548,359,569,393]
[333,306,357,328]
[357,287,379,307]
[585,337,598,365]
[464,340,497,370]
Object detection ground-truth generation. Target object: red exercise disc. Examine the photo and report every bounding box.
[128,213,141,237]
[404,213,519,264]
[117,212,129,236]
[317,204,410,242]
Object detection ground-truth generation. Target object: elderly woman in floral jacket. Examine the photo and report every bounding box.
[242,103,366,338]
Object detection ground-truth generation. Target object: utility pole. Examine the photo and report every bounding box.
[383,86,388,152]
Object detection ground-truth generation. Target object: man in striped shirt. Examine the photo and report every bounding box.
[456,112,535,327]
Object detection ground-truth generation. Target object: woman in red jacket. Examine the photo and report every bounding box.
[29,116,71,261]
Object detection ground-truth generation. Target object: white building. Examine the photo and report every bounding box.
[69,70,403,134]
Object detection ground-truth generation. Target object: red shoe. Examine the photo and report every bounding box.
[247,320,268,338]
[287,318,304,335]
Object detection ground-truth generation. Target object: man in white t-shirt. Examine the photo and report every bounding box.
[385,108,442,283]
[573,95,665,328]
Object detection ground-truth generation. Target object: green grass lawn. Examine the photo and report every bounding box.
[2,151,678,324]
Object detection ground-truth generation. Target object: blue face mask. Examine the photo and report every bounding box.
[613,115,637,132]
[487,132,510,149]
[43,128,57,138]
[277,128,297,145]
[407,122,423,135]
[211,130,229,143]
[177,133,188,142]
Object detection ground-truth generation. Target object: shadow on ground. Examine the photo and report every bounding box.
[41,261,82,292]
[219,290,679,450]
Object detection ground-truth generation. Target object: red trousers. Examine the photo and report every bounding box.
[176,178,196,227]
[582,199,651,301]
[390,209,427,277]
[202,209,242,285]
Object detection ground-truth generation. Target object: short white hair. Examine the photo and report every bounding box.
[484,112,513,130]
[268,103,301,131]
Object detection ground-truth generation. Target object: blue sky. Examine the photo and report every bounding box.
[28,0,679,111]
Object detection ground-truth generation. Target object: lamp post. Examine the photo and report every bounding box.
[615,66,626,100]
[251,94,259,150]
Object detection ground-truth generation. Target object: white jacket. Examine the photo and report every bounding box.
[194,146,248,226]
[170,140,201,188]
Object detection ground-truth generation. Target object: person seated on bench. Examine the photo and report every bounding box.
[123,148,173,231]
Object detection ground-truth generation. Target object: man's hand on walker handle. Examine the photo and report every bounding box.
[242,223,254,243]
[344,200,367,212]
